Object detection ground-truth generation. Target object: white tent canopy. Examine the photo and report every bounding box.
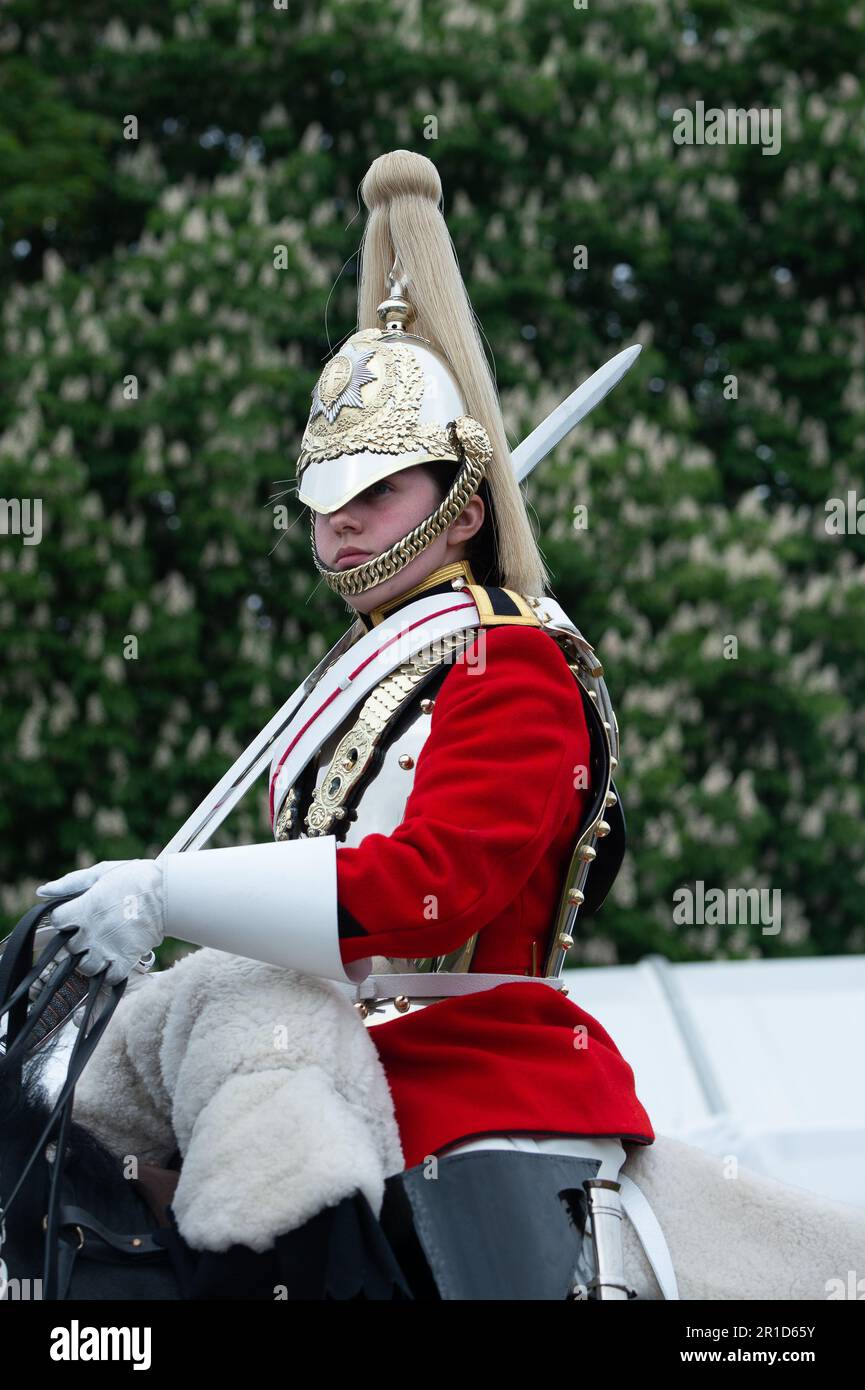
[566,953,865,1208]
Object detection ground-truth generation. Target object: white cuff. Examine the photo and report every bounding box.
[160,838,371,985]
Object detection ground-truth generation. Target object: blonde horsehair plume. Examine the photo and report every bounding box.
[357,149,551,599]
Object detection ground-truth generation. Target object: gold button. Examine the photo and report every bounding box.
[558,933,574,951]
[393,995,411,1013]
[567,888,585,906]
[578,844,597,862]
[420,698,435,714]
[398,754,415,770]
[595,820,611,837]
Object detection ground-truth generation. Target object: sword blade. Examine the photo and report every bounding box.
[157,623,358,858]
[511,344,641,483]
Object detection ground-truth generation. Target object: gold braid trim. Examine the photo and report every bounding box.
[309,416,491,599]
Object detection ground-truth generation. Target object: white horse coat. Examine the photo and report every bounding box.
[619,1135,865,1300]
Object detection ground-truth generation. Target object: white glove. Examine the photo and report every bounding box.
[36,861,129,900]
[40,859,166,986]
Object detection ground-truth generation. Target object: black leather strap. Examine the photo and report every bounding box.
[56,1227,83,1303]
[571,686,627,917]
[57,1203,167,1259]
[0,896,131,1299]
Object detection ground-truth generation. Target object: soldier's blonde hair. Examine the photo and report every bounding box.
[357,149,550,598]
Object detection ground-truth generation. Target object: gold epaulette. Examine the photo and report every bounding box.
[460,583,542,628]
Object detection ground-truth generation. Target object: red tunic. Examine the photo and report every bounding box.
[335,622,654,1170]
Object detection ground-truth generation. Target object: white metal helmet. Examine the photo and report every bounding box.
[296,282,493,599]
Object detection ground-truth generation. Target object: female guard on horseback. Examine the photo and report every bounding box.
[17,148,655,1299]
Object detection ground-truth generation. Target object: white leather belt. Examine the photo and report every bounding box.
[344,971,568,1002]
[333,971,568,1025]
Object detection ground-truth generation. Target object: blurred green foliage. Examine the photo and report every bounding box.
[1,0,864,964]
